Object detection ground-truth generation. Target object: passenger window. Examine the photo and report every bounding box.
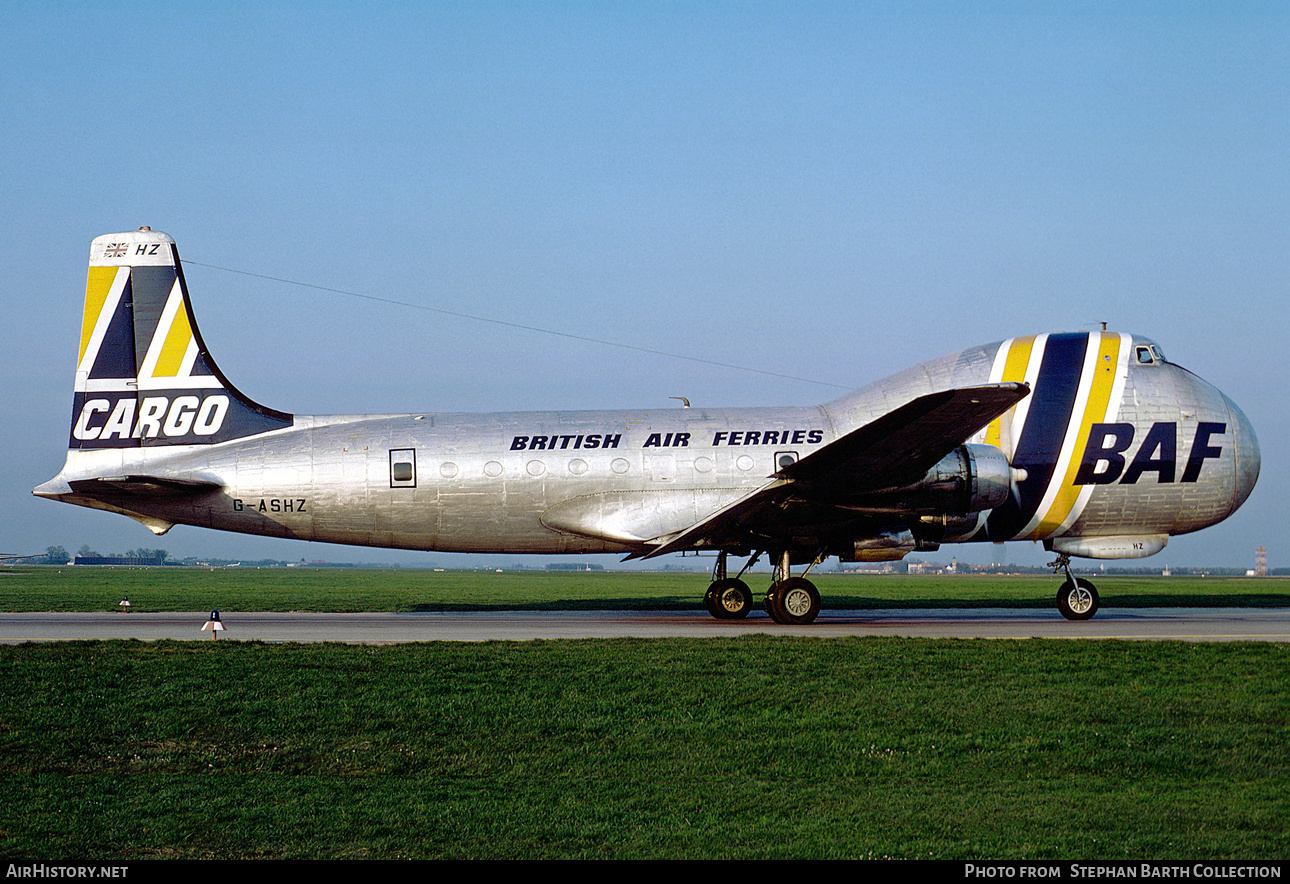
[776,451,799,471]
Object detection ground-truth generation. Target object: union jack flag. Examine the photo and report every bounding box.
[104,243,128,257]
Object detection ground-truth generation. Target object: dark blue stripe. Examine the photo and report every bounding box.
[128,265,178,374]
[986,333,1088,540]
[86,276,136,380]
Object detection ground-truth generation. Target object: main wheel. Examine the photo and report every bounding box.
[1056,577,1099,621]
[707,578,753,620]
[764,577,821,625]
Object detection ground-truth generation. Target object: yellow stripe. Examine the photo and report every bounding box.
[79,266,118,366]
[151,302,194,378]
[1032,333,1123,536]
[985,336,1035,449]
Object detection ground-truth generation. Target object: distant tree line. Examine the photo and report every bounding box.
[43,546,70,564]
[35,545,169,565]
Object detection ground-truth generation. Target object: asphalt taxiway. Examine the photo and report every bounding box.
[2,608,1289,643]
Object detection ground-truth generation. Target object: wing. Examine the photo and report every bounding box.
[777,382,1028,488]
[633,382,1028,559]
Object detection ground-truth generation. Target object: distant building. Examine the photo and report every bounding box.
[74,555,166,566]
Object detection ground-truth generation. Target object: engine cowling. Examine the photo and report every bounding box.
[836,443,1013,516]
[837,529,942,562]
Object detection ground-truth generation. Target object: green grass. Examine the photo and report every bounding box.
[2,565,1288,613]
[1,637,1287,859]
[2,569,1287,859]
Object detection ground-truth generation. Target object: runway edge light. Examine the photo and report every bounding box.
[202,610,224,640]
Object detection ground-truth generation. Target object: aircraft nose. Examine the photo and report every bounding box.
[1224,393,1260,513]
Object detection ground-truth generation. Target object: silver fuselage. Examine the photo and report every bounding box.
[40,334,1260,558]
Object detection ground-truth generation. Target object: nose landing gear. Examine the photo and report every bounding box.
[1050,553,1100,621]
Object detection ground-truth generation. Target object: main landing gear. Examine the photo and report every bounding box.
[1050,553,1100,621]
[704,551,822,625]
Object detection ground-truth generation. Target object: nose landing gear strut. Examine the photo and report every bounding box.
[1050,553,1100,621]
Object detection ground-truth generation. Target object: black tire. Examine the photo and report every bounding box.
[703,584,721,618]
[1056,577,1099,621]
[708,578,753,620]
[764,577,821,625]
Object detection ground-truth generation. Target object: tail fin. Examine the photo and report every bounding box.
[69,228,293,449]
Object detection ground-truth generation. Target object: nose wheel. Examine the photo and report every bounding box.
[1050,554,1100,621]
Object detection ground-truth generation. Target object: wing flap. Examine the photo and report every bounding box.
[628,478,788,560]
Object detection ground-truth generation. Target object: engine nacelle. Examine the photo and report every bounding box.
[836,529,941,562]
[838,443,1013,516]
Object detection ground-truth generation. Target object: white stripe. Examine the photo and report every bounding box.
[178,337,200,377]
[79,378,137,393]
[1017,332,1102,539]
[80,376,226,393]
[1049,332,1132,536]
[137,280,187,382]
[987,338,1014,384]
[1005,334,1048,461]
[135,374,221,391]
[75,267,130,381]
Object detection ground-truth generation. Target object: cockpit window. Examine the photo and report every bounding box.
[1135,344,1167,365]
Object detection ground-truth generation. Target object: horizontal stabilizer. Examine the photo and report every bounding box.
[66,475,223,498]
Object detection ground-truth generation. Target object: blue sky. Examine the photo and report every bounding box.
[3,3,1286,569]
